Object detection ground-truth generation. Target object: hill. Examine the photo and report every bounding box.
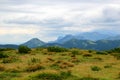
[44,39,120,50]
[0,44,18,49]
[21,38,45,48]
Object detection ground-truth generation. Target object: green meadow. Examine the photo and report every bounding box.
[0,46,120,80]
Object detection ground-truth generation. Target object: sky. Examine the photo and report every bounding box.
[0,0,120,44]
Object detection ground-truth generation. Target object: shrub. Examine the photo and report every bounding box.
[60,70,72,79]
[47,46,68,52]
[0,65,5,71]
[28,57,41,64]
[83,53,92,57]
[26,64,44,72]
[80,77,99,80]
[5,68,20,73]
[29,72,62,80]
[112,53,120,60]
[104,64,112,68]
[50,63,60,70]
[0,48,15,51]
[96,51,108,55]
[0,52,9,58]
[2,56,19,63]
[117,72,120,79]
[71,50,79,56]
[93,57,102,61]
[88,50,95,53]
[0,72,20,80]
[47,57,55,62]
[91,66,101,71]
[18,45,31,54]
[109,47,120,53]
[28,70,72,80]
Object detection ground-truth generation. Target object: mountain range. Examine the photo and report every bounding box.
[0,32,120,50]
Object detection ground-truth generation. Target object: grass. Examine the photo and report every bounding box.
[0,48,119,80]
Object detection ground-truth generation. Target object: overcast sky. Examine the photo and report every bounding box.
[0,0,120,44]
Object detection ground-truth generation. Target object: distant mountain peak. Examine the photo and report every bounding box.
[21,38,45,48]
[29,38,41,42]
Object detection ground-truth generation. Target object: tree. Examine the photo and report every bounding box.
[18,45,31,54]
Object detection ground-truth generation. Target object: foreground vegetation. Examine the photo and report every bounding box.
[0,46,120,80]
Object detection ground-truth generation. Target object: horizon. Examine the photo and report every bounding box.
[0,0,120,44]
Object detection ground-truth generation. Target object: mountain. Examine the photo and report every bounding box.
[106,35,120,40]
[43,39,120,50]
[0,44,18,49]
[76,32,111,41]
[54,32,112,44]
[64,39,120,50]
[54,35,75,44]
[21,38,45,48]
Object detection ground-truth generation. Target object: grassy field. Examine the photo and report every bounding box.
[0,47,120,80]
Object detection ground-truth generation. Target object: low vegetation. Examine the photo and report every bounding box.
[18,45,31,53]
[0,47,119,80]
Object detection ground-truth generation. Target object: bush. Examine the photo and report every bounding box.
[0,48,15,51]
[0,72,20,80]
[109,47,120,53]
[96,51,108,55]
[112,53,120,60]
[71,50,79,56]
[29,72,62,80]
[2,56,19,63]
[28,70,72,80]
[0,52,9,58]
[47,46,68,52]
[91,66,101,71]
[104,65,112,68]
[30,57,41,63]
[60,70,72,79]
[83,53,92,57]
[0,65,5,71]
[80,77,99,80]
[117,72,120,79]
[88,50,95,53]
[18,45,31,54]
[26,64,44,72]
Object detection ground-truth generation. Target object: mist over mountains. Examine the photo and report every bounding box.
[0,32,120,50]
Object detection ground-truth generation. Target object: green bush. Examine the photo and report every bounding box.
[29,72,62,80]
[83,54,92,57]
[60,70,72,79]
[109,47,120,53]
[96,51,108,55]
[28,70,73,80]
[0,48,15,51]
[80,77,99,80]
[0,72,20,80]
[112,53,120,60]
[30,57,41,63]
[18,45,31,54]
[47,46,68,52]
[91,66,101,71]
[71,50,79,56]
[104,65,112,68]
[88,50,95,53]
[0,52,9,58]
[2,56,19,63]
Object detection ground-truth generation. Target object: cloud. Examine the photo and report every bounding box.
[0,0,120,43]
[0,27,38,35]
